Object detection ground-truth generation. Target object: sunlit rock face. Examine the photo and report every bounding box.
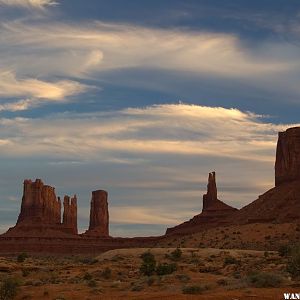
[84,190,109,237]
[275,127,300,186]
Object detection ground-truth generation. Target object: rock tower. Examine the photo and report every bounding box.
[275,127,300,186]
[84,190,109,237]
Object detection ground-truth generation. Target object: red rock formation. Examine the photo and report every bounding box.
[202,172,238,214]
[17,179,61,225]
[166,172,237,235]
[229,180,300,224]
[203,172,218,210]
[62,195,78,234]
[84,190,109,237]
[2,127,300,254]
[275,127,300,186]
[6,179,79,237]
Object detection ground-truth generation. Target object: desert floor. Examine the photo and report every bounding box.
[0,247,299,299]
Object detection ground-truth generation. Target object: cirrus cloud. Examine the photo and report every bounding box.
[0,70,86,100]
[0,70,88,111]
[1,103,298,235]
[0,103,298,161]
[0,0,58,10]
[0,20,293,79]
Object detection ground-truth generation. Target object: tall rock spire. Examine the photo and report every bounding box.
[202,171,218,211]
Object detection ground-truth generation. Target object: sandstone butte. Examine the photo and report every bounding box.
[0,126,299,253]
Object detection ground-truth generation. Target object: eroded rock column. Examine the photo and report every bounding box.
[85,190,109,237]
[202,171,218,211]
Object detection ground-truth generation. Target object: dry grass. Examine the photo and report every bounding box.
[0,245,297,299]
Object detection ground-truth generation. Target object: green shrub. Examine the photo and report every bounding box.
[176,274,190,283]
[0,277,19,300]
[156,263,177,276]
[147,277,155,286]
[287,245,300,277]
[217,278,228,286]
[170,248,182,261]
[17,253,28,263]
[80,257,98,265]
[83,272,92,281]
[278,244,292,257]
[131,284,143,291]
[140,251,156,276]
[182,284,208,294]
[224,256,238,266]
[22,269,30,277]
[102,267,112,279]
[87,280,97,288]
[246,272,283,288]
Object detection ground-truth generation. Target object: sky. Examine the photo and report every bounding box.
[0,0,300,237]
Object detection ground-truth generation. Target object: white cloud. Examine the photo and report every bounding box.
[0,19,300,110]
[0,103,297,161]
[0,70,87,111]
[0,99,34,112]
[0,20,296,80]
[1,104,298,235]
[0,70,86,100]
[0,0,58,9]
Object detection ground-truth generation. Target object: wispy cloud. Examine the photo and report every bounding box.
[0,70,87,111]
[1,104,297,234]
[0,70,86,100]
[0,104,297,160]
[0,0,58,10]
[0,19,299,111]
[0,20,292,79]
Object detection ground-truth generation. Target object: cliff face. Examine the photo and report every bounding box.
[230,127,300,224]
[17,179,61,225]
[275,127,300,186]
[84,190,109,237]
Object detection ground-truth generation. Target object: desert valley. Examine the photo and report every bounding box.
[0,127,299,299]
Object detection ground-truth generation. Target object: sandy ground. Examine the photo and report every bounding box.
[0,245,298,300]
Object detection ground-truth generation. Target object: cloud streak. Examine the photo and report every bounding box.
[1,103,298,235]
[0,18,299,112]
[0,104,297,161]
[0,0,58,10]
[0,20,293,79]
[0,18,300,113]
[0,70,86,100]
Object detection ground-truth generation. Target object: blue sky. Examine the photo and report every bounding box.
[0,0,299,236]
